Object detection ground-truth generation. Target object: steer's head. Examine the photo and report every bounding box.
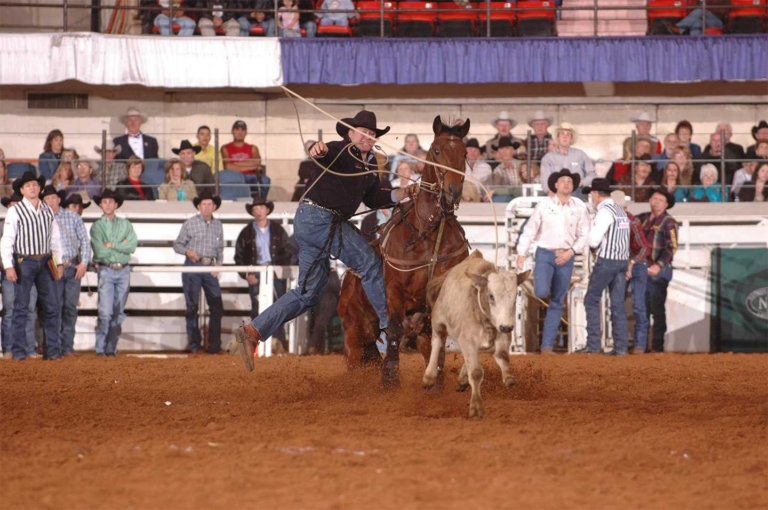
[467,269,531,334]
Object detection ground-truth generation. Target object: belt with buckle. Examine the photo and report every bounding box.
[61,258,79,268]
[543,248,572,256]
[300,199,346,217]
[199,257,215,266]
[98,262,126,271]
[18,254,47,261]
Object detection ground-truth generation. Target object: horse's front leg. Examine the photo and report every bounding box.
[381,281,405,390]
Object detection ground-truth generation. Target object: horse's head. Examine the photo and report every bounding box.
[423,115,471,211]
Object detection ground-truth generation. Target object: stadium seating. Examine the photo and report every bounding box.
[397,1,438,36]
[7,162,37,179]
[647,0,688,35]
[478,2,517,36]
[218,170,252,200]
[727,0,766,33]
[357,1,397,36]
[437,2,478,37]
[141,164,166,197]
[516,0,557,36]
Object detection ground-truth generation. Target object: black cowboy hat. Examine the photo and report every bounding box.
[172,139,202,155]
[12,171,46,195]
[581,178,612,194]
[547,169,581,193]
[246,196,274,216]
[336,110,390,139]
[193,191,222,210]
[466,138,481,150]
[494,137,521,151]
[40,185,67,202]
[64,193,91,210]
[751,120,768,141]
[650,187,675,210]
[1,192,23,208]
[93,189,124,208]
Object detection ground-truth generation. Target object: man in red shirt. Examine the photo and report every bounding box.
[221,120,269,198]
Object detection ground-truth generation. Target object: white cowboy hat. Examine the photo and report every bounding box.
[630,111,655,124]
[491,111,517,129]
[555,122,577,143]
[527,110,554,127]
[94,140,122,155]
[119,107,148,124]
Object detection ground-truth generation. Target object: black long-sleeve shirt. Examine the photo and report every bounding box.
[304,140,394,217]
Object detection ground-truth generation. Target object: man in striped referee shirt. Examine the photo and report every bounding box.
[0,172,64,361]
[581,178,631,356]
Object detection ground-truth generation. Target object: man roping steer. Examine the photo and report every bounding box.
[234,110,419,372]
[173,191,225,355]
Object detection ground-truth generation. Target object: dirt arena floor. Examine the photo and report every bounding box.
[1,351,767,510]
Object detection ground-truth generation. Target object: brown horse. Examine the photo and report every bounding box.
[338,116,471,389]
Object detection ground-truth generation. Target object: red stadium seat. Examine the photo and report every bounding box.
[478,1,516,36]
[316,0,355,37]
[647,0,688,35]
[516,0,556,36]
[438,2,478,37]
[358,1,397,36]
[728,0,767,33]
[397,1,437,37]
[151,23,181,34]
[249,26,266,36]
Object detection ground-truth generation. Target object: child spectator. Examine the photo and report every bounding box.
[278,0,302,36]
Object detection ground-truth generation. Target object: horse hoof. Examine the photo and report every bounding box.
[381,361,400,391]
[504,378,517,389]
[456,381,469,393]
[468,407,484,419]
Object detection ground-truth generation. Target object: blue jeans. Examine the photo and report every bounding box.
[646,264,673,352]
[244,174,271,199]
[54,265,81,355]
[182,259,223,353]
[320,17,349,26]
[302,20,317,37]
[533,248,575,350]
[11,257,59,360]
[249,276,287,341]
[252,18,277,37]
[676,9,723,35]
[96,266,130,355]
[585,258,630,354]
[251,203,389,339]
[629,261,649,352]
[1,276,37,356]
[154,14,197,36]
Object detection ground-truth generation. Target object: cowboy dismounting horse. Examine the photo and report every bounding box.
[340,115,471,390]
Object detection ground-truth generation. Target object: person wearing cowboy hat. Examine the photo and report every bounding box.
[578,178,631,355]
[40,185,92,358]
[525,110,554,162]
[64,193,90,217]
[221,120,270,199]
[628,112,662,155]
[113,107,159,161]
[540,122,597,199]
[0,171,65,361]
[233,110,420,373]
[234,197,296,347]
[483,111,522,161]
[172,139,214,195]
[463,138,492,202]
[636,187,678,353]
[173,191,225,355]
[67,158,101,201]
[488,137,525,203]
[747,120,768,154]
[90,189,137,357]
[516,169,590,355]
[94,140,126,191]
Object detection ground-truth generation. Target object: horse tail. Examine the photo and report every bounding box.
[426,274,448,309]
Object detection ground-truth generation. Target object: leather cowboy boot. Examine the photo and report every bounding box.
[380,326,401,391]
[234,323,261,372]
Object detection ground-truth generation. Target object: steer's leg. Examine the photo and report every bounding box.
[493,332,516,388]
[456,363,469,392]
[422,323,447,391]
[460,332,484,419]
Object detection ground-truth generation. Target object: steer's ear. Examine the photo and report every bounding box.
[466,270,488,289]
[517,270,531,285]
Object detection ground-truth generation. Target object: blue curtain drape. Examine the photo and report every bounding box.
[281,36,768,85]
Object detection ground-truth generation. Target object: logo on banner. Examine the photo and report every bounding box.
[746,287,768,320]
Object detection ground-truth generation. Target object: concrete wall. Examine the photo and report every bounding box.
[0,0,92,32]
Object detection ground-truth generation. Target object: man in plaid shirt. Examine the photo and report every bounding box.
[525,110,554,162]
[637,188,678,353]
[173,191,225,355]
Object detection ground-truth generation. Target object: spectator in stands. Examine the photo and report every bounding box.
[154,0,197,36]
[278,0,302,36]
[628,112,662,155]
[665,0,727,35]
[747,121,768,154]
[292,140,317,201]
[174,192,225,355]
[652,133,679,174]
[68,159,101,200]
[235,197,295,347]
[114,107,159,161]
[64,194,90,216]
[194,125,219,172]
[540,122,597,197]
[701,132,739,185]
[661,161,688,204]
[197,0,242,36]
[606,135,653,185]
[51,162,75,192]
[670,144,695,185]
[173,140,214,193]
[614,154,657,203]
[316,0,355,27]
[40,186,91,358]
[38,129,65,180]
[90,189,137,357]
[61,147,79,163]
[95,141,126,191]
[463,138,491,202]
[755,140,768,159]
[298,0,317,36]
[158,159,198,201]
[391,161,414,188]
[248,0,278,36]
[637,188,678,353]
[484,111,522,160]
[706,121,745,162]
[0,159,11,200]
[519,161,541,185]
[731,148,758,199]
[117,156,156,201]
[689,164,724,203]
[525,110,554,163]
[389,134,423,174]
[674,120,702,164]
[487,137,524,203]
[221,120,270,198]
[738,162,768,202]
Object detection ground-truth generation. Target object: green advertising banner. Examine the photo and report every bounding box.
[711,248,768,353]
